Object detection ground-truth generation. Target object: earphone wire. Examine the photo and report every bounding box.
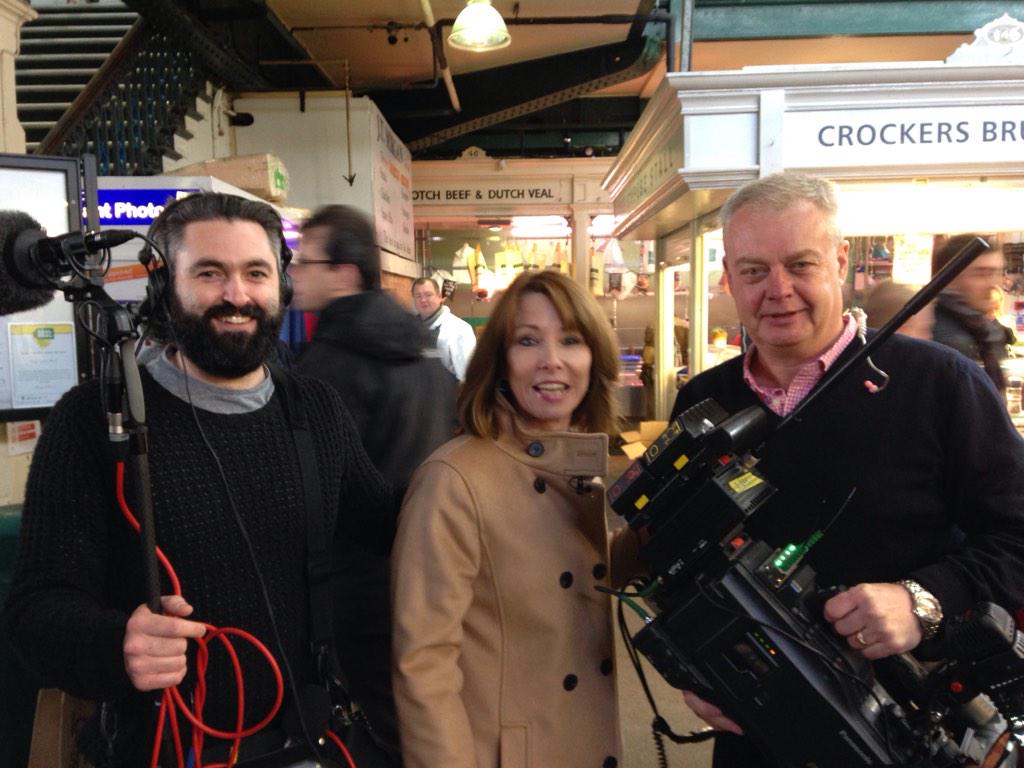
[139,235,329,765]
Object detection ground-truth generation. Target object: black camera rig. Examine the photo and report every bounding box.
[607,236,1024,767]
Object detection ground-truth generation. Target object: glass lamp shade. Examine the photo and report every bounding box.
[448,0,511,52]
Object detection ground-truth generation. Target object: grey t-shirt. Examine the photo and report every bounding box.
[145,347,274,414]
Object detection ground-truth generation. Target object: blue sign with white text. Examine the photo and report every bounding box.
[95,188,199,226]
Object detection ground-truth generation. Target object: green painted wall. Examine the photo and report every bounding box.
[694,1,1024,38]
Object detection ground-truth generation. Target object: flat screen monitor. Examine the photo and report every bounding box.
[0,153,84,420]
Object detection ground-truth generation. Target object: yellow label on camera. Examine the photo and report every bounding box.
[673,454,690,471]
[635,494,650,510]
[729,472,763,493]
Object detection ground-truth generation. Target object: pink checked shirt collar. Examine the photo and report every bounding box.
[742,314,859,416]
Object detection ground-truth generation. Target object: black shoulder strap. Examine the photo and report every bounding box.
[269,367,334,670]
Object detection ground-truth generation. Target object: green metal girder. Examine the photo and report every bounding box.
[694,1,1024,39]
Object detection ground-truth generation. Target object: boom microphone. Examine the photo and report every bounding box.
[0,210,58,315]
[0,209,136,315]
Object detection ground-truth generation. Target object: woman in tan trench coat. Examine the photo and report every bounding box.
[392,270,641,768]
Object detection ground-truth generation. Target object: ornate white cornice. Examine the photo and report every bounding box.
[947,14,1024,65]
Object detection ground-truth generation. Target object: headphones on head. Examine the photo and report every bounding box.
[140,217,294,310]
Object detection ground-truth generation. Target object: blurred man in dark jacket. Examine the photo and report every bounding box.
[291,205,458,763]
[931,234,1012,391]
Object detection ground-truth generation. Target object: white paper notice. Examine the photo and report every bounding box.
[8,323,77,408]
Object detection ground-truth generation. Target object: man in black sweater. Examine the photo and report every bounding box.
[290,205,457,763]
[671,173,1024,766]
[5,193,392,767]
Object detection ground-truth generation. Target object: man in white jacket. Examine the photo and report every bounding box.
[412,276,476,382]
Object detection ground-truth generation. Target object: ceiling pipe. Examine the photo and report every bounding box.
[420,0,462,113]
[430,10,676,75]
[447,12,670,26]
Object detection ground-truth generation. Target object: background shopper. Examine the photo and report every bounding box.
[291,205,457,762]
[931,234,1012,391]
[412,275,477,381]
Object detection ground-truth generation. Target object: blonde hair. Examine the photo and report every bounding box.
[458,270,619,438]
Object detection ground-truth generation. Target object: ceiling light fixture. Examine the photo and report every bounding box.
[448,0,511,52]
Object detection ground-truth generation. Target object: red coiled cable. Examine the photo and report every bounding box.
[325,729,358,768]
[114,461,360,768]
[115,461,282,768]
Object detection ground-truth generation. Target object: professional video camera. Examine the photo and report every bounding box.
[607,237,1024,768]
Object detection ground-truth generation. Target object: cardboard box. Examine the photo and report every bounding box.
[620,441,648,461]
[618,421,669,462]
[169,153,290,202]
[639,420,669,444]
[619,430,642,445]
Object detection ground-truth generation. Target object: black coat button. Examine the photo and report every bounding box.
[559,571,573,588]
[593,563,608,580]
[600,658,613,676]
[563,674,578,691]
[534,477,546,493]
[527,440,544,457]
[603,758,618,768]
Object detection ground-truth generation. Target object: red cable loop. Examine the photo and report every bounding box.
[325,729,359,768]
[114,461,285,768]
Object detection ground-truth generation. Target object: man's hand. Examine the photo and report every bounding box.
[123,595,207,691]
[682,690,744,735]
[823,582,921,659]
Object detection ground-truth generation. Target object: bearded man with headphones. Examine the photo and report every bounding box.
[5,192,393,767]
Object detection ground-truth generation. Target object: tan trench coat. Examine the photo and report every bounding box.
[392,422,639,768]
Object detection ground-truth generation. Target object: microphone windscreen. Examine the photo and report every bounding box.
[0,210,57,314]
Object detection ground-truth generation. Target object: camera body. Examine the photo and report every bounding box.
[610,398,1022,767]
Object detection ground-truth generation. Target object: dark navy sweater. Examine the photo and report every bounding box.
[673,332,1024,617]
[672,332,1024,767]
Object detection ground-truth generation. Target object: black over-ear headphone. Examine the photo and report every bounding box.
[139,219,293,309]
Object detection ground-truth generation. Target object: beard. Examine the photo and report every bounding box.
[167,290,283,379]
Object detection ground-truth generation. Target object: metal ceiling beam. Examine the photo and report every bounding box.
[406,36,661,152]
[371,0,666,153]
[413,96,647,160]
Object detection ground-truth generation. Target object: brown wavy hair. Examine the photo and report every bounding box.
[458,270,619,438]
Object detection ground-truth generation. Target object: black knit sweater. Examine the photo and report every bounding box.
[672,333,1024,768]
[4,368,392,763]
[672,332,1024,618]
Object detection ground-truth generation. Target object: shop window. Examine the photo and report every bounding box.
[417,218,573,303]
[701,228,742,374]
[416,217,654,303]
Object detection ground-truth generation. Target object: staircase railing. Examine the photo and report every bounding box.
[37,19,211,176]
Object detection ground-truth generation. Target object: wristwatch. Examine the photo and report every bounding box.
[897,579,944,640]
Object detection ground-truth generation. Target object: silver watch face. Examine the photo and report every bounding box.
[900,580,943,633]
[915,592,942,624]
